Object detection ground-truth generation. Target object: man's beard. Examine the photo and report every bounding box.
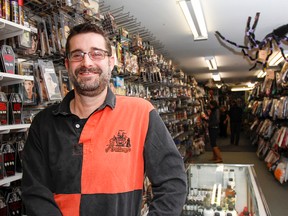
[69,66,111,97]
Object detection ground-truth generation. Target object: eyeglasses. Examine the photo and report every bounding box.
[68,49,111,62]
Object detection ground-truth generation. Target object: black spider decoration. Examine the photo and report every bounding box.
[215,12,288,71]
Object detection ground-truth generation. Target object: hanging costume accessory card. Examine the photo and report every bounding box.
[18,61,37,105]
[38,59,62,101]
[0,92,8,125]
[59,10,73,55]
[45,15,57,54]
[38,18,51,57]
[34,63,48,104]
[58,69,73,98]
[24,18,39,55]
[53,13,62,54]
[15,134,25,173]
[17,30,32,50]
[0,45,15,74]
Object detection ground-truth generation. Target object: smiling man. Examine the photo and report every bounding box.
[21,22,187,216]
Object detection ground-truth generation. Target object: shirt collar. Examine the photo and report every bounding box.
[53,87,116,116]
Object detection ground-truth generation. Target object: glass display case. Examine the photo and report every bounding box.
[182,164,271,216]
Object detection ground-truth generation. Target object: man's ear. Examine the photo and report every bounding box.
[109,56,115,68]
[65,58,69,70]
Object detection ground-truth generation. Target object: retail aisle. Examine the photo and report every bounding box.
[190,134,288,216]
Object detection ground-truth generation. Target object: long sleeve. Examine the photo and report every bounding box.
[21,117,62,216]
[144,110,187,216]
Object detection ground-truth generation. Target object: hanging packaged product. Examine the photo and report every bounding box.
[6,190,22,216]
[37,59,62,101]
[8,93,22,124]
[1,143,16,177]
[15,135,25,173]
[0,45,15,74]
[0,92,8,125]
[0,194,8,216]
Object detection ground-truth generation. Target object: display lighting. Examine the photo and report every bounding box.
[268,50,288,66]
[212,72,221,81]
[205,56,217,70]
[231,87,253,92]
[179,0,208,40]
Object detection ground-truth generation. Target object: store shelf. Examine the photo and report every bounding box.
[0,18,31,40]
[0,124,31,134]
[0,172,22,186]
[0,72,34,86]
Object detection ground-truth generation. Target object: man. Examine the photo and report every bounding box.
[21,22,187,216]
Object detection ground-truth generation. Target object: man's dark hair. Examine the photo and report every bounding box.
[65,22,112,57]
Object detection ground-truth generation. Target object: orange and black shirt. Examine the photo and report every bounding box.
[22,88,187,216]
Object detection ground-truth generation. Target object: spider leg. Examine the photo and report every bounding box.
[249,62,258,71]
[246,13,261,49]
[215,31,248,49]
[262,41,273,70]
[242,49,258,61]
[245,16,257,48]
[245,16,252,33]
[251,12,261,32]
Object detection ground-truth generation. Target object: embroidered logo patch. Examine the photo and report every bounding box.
[105,130,131,153]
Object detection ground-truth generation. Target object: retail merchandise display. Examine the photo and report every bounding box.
[181,164,270,216]
[0,1,279,215]
[247,61,288,184]
[0,0,209,215]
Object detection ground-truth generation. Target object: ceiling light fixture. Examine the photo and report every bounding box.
[205,56,217,70]
[256,70,266,78]
[179,0,208,40]
[269,50,288,66]
[212,72,221,81]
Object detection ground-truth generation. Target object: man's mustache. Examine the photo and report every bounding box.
[76,67,102,75]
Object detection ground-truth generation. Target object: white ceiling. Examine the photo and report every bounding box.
[102,0,288,86]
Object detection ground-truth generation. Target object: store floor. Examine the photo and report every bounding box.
[189,133,288,216]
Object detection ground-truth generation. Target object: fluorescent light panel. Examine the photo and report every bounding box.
[212,72,221,81]
[205,56,217,70]
[269,50,288,66]
[256,70,266,78]
[179,0,208,40]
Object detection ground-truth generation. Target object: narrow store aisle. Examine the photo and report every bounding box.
[190,133,288,216]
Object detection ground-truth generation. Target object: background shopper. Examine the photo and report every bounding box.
[228,99,243,145]
[219,105,229,137]
[21,22,187,216]
[205,100,223,163]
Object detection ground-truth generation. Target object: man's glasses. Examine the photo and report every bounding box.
[68,49,111,62]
